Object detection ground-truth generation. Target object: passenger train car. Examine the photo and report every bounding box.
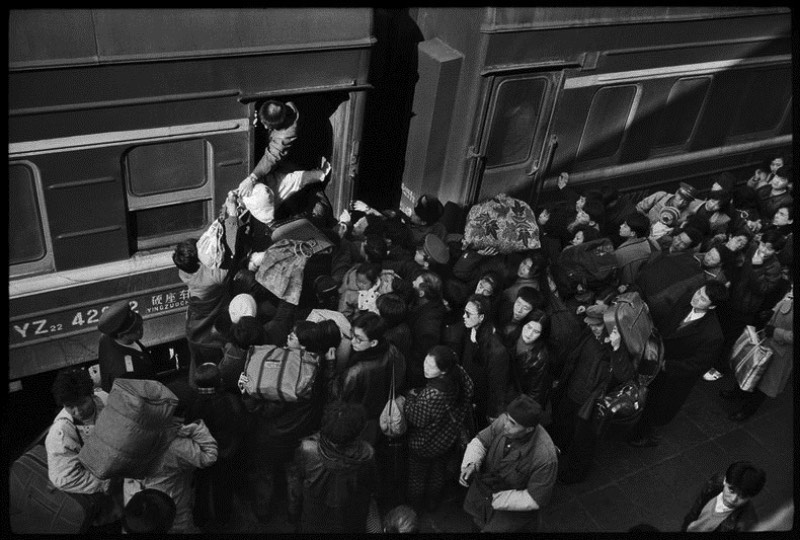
[398,7,792,214]
[8,7,792,394]
[9,9,373,391]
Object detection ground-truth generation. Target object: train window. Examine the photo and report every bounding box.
[728,68,791,137]
[9,162,55,276]
[577,85,637,162]
[485,78,547,168]
[10,164,46,264]
[133,200,209,250]
[653,77,711,149]
[127,140,207,195]
[124,138,214,250]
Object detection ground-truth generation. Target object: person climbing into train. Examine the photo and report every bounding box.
[239,99,300,193]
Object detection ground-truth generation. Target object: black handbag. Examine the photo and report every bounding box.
[592,380,647,434]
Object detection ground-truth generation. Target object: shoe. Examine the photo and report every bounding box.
[703,368,723,381]
[628,436,659,448]
[729,410,754,422]
[719,388,740,400]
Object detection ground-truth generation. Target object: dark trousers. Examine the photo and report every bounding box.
[727,383,768,415]
[407,451,448,507]
[630,370,697,439]
[549,395,598,482]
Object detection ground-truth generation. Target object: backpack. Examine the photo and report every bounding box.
[609,291,664,386]
[242,344,320,401]
[556,237,618,294]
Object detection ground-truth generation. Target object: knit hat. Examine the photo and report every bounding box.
[242,182,274,224]
[229,293,257,324]
[659,206,681,226]
[583,304,609,325]
[97,300,139,336]
[422,233,449,265]
[677,182,698,201]
[122,489,176,533]
[506,395,542,428]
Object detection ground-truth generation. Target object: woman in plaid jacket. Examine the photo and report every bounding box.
[399,345,474,513]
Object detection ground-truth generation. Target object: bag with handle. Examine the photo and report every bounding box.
[9,428,105,535]
[731,326,774,392]
[196,218,226,269]
[379,366,407,437]
[241,344,320,401]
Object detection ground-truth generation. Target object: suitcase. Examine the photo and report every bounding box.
[731,326,774,392]
[9,444,100,533]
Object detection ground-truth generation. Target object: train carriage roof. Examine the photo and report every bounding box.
[9,9,373,71]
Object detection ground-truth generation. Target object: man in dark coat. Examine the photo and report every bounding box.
[405,271,448,389]
[628,281,728,447]
[681,461,764,532]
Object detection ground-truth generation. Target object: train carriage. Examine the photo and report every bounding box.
[9,9,374,387]
[399,7,792,214]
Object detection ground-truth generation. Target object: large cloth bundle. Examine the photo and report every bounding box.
[463,193,540,253]
[731,326,774,392]
[242,344,320,401]
[78,379,179,480]
[10,444,103,533]
[196,218,225,269]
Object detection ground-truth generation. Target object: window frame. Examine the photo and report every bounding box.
[575,83,642,167]
[483,76,550,170]
[122,137,215,251]
[9,160,56,277]
[724,66,792,144]
[649,75,712,157]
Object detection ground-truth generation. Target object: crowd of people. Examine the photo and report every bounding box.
[39,99,793,533]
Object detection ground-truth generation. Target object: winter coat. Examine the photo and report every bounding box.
[755,185,793,220]
[613,236,657,285]
[446,322,510,420]
[756,289,793,398]
[251,101,299,180]
[44,390,110,494]
[658,289,724,378]
[287,433,377,533]
[406,298,447,388]
[635,191,701,225]
[97,336,157,393]
[558,329,611,408]
[383,322,412,367]
[338,341,406,445]
[506,339,552,409]
[123,420,219,533]
[681,472,758,532]
[728,244,783,315]
[405,365,474,459]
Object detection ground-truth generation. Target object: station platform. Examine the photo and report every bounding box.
[199,370,794,533]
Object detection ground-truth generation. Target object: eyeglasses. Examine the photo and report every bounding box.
[351,333,368,343]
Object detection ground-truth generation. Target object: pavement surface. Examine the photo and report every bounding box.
[198,370,794,533]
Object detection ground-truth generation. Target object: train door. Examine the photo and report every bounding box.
[471,71,564,206]
[249,91,358,220]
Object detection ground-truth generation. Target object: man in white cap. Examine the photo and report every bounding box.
[459,395,557,532]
